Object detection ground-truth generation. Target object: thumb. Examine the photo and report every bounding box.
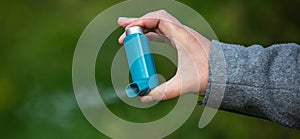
[140,76,181,103]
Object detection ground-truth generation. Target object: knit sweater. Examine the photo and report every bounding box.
[204,40,300,129]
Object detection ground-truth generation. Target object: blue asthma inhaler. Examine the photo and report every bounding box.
[124,26,159,97]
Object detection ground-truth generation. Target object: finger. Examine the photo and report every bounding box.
[118,18,163,44]
[118,10,184,45]
[140,76,181,103]
[118,32,126,44]
[145,32,171,45]
[118,17,161,44]
[126,10,181,31]
[125,18,160,30]
[118,19,165,44]
[119,10,180,32]
[125,17,180,41]
[142,10,181,24]
[118,17,138,27]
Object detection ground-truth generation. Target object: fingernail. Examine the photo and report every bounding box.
[118,17,128,21]
[141,96,153,103]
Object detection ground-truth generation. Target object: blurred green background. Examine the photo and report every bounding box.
[1,0,300,139]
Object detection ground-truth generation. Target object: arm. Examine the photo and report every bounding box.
[118,10,300,129]
[205,40,300,129]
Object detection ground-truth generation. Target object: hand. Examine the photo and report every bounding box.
[118,10,211,103]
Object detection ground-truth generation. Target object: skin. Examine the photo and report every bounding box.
[118,10,211,103]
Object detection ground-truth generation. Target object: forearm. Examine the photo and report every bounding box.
[204,40,300,129]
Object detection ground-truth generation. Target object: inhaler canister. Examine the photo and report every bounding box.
[124,26,159,97]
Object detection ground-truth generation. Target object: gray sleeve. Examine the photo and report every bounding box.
[204,40,300,129]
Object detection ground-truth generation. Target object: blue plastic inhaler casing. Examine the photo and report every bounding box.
[124,26,159,97]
